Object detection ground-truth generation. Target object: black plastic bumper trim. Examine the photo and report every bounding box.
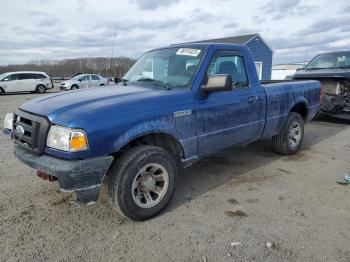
[14,145,114,203]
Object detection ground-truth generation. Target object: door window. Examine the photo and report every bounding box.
[3,74,18,81]
[91,75,99,80]
[18,73,36,80]
[36,74,47,79]
[207,52,249,88]
[80,75,90,81]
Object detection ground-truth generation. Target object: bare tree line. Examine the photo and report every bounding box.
[0,57,136,78]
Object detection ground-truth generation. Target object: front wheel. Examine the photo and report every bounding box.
[108,145,177,221]
[71,85,79,90]
[272,112,304,155]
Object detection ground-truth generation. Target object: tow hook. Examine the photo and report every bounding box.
[36,171,57,182]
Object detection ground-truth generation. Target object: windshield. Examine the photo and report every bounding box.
[123,47,204,88]
[306,52,350,69]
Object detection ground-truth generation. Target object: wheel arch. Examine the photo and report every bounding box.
[36,83,46,88]
[112,131,185,165]
[290,99,308,120]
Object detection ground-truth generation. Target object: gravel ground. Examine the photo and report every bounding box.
[0,91,349,262]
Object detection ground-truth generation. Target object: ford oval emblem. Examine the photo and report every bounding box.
[15,125,25,137]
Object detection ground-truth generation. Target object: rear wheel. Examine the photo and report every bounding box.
[272,112,304,155]
[0,87,4,95]
[36,85,46,94]
[108,145,177,221]
[71,85,79,90]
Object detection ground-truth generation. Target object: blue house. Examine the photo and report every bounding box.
[190,34,273,80]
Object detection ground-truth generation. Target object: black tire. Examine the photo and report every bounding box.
[36,85,46,94]
[99,84,105,86]
[0,87,4,95]
[108,145,177,221]
[272,112,304,155]
[71,85,79,90]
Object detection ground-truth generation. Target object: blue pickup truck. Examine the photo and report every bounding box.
[3,43,321,220]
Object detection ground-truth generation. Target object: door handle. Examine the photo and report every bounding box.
[248,96,257,103]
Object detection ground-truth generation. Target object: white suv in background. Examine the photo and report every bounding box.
[0,71,53,94]
[60,74,108,91]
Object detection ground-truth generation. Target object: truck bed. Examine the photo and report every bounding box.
[260,80,321,138]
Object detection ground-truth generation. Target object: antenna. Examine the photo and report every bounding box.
[110,22,118,77]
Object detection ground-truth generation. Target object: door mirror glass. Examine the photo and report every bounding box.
[201,74,233,93]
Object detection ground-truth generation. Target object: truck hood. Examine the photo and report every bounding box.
[19,85,167,126]
[293,68,350,79]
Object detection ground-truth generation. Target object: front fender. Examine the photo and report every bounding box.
[111,119,183,154]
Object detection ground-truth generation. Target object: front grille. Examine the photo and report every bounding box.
[12,110,50,155]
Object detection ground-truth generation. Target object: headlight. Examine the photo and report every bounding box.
[3,113,14,130]
[46,125,88,152]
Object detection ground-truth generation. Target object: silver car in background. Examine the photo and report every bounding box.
[60,74,108,90]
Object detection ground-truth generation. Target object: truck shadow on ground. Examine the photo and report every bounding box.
[165,117,349,214]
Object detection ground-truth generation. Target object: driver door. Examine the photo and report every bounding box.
[196,51,264,157]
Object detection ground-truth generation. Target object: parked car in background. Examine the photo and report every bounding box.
[0,71,53,94]
[60,74,108,90]
[287,51,350,120]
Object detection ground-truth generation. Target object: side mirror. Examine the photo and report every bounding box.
[78,79,82,82]
[201,74,233,93]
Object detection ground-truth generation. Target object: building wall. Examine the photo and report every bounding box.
[272,69,297,80]
[245,36,273,80]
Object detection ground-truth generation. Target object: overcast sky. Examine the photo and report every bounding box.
[0,0,349,65]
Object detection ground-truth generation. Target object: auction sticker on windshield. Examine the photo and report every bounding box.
[176,48,201,57]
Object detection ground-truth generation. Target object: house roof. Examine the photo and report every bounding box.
[190,34,257,45]
[187,33,274,52]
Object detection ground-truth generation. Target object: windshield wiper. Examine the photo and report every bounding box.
[136,78,171,90]
[305,67,328,70]
[331,66,350,69]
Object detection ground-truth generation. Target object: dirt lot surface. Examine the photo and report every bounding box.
[0,91,349,262]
